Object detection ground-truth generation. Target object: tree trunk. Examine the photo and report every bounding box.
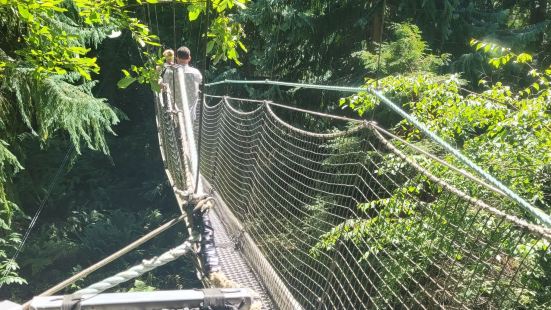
[371,0,385,44]
[529,0,548,50]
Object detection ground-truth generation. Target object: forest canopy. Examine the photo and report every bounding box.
[0,0,247,288]
[1,0,550,306]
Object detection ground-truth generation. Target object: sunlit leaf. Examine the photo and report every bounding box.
[188,6,202,21]
[76,67,91,80]
[206,41,215,54]
[17,4,32,21]
[238,41,248,52]
[107,30,122,38]
[516,53,533,64]
[117,76,136,88]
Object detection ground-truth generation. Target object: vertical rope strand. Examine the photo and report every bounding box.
[194,0,210,193]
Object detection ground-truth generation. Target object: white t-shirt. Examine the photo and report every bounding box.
[179,64,202,86]
[174,64,202,121]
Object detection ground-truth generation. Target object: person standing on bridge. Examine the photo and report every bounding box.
[175,46,202,120]
[163,49,175,65]
[175,46,202,86]
[158,49,175,93]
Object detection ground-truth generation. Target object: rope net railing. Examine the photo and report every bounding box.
[154,67,272,310]
[155,89,190,192]
[195,96,551,309]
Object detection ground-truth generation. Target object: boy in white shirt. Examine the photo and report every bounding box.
[175,46,202,120]
[175,46,202,86]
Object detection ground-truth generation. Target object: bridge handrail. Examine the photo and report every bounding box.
[204,79,551,227]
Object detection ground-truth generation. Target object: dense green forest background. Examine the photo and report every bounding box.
[1,0,550,304]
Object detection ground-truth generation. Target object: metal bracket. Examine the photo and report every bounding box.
[60,295,81,310]
[201,288,225,309]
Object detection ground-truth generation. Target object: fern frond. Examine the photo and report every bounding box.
[0,6,23,49]
[41,13,117,49]
[499,21,550,50]
[1,68,121,154]
[0,140,22,181]
[38,77,121,154]
[0,140,22,233]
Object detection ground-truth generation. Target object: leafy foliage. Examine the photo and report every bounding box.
[188,0,248,65]
[128,279,156,292]
[0,232,25,287]
[2,69,121,153]
[0,0,249,286]
[342,37,551,213]
[1,0,157,79]
[355,23,450,76]
[1,68,199,299]
[314,21,551,308]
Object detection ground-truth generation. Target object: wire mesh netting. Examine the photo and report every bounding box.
[195,96,551,309]
[155,90,188,190]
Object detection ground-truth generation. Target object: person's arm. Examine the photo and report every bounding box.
[194,69,203,85]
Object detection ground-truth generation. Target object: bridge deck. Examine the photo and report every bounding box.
[209,208,275,310]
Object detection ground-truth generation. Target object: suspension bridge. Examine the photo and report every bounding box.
[11,65,551,309]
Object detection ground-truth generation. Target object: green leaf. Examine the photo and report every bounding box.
[54,67,67,75]
[68,46,89,55]
[117,76,137,89]
[501,55,509,64]
[17,4,33,21]
[233,0,246,9]
[76,67,91,80]
[146,40,161,47]
[489,58,501,69]
[516,53,533,64]
[206,41,215,54]
[227,48,237,60]
[150,79,161,92]
[238,40,248,52]
[188,6,202,21]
